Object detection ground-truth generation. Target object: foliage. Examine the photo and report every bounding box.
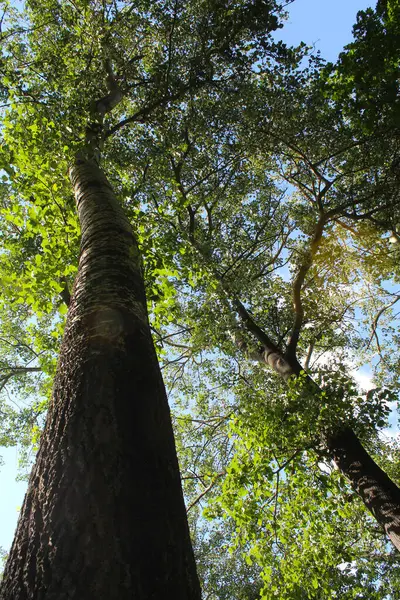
[1,0,400,598]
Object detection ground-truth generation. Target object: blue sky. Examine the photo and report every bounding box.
[277,0,374,62]
[0,448,27,554]
[0,0,379,557]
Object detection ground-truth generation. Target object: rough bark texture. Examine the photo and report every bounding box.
[0,159,201,599]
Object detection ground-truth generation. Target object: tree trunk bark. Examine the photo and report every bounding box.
[326,426,400,552]
[296,364,400,552]
[0,159,201,599]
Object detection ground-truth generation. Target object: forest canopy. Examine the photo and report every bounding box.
[1,1,400,598]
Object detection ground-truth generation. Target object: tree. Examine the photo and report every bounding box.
[135,70,400,548]
[0,0,289,597]
[122,3,400,591]
[2,1,400,597]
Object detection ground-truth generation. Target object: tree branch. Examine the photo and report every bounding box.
[367,295,400,350]
[105,84,196,138]
[95,58,124,116]
[285,215,326,360]
[186,471,225,513]
[0,366,42,393]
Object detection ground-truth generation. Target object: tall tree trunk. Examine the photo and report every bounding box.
[0,159,201,599]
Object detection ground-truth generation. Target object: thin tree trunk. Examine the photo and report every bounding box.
[201,239,400,551]
[240,321,400,551]
[326,426,400,551]
[282,355,400,551]
[0,158,201,599]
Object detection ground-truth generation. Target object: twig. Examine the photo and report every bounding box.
[186,471,225,513]
[367,296,400,350]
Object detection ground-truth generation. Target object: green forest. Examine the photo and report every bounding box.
[0,0,400,598]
